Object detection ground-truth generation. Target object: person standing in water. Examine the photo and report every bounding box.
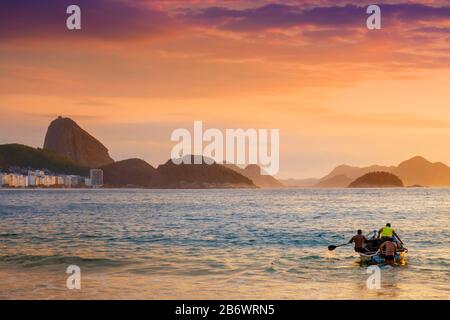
[349,230,367,252]
[379,238,398,266]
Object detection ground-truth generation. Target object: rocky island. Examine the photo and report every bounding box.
[348,171,404,188]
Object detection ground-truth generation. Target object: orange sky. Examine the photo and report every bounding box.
[1,0,450,178]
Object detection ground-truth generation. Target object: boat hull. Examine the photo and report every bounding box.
[359,249,408,265]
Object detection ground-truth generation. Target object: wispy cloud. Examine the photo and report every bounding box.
[0,0,175,40]
[1,1,450,98]
[180,3,450,31]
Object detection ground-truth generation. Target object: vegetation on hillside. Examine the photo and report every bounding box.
[0,144,89,176]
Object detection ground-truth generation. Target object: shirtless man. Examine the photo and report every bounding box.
[349,230,367,252]
[379,239,397,266]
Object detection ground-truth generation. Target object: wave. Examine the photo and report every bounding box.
[0,233,19,238]
[0,254,128,268]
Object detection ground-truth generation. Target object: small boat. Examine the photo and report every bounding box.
[359,248,408,265]
[357,234,408,265]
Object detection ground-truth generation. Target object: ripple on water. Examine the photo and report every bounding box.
[0,188,449,299]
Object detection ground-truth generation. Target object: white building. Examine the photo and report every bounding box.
[57,176,65,186]
[35,170,44,177]
[27,171,37,187]
[65,175,79,188]
[4,174,28,187]
[90,169,103,188]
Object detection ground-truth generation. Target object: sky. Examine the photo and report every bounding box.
[1,0,450,178]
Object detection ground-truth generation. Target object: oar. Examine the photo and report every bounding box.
[328,242,351,251]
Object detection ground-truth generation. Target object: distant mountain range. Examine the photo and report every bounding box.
[393,156,450,186]
[223,164,284,188]
[2,116,450,188]
[0,117,282,189]
[314,156,450,187]
[101,156,256,189]
[315,174,353,188]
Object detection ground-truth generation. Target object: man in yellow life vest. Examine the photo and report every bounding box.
[377,223,403,245]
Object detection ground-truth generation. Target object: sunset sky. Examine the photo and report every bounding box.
[1,0,450,178]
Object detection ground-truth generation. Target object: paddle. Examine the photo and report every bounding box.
[328,242,351,251]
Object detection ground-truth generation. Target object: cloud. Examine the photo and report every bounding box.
[413,26,450,34]
[4,1,450,40]
[0,0,174,40]
[1,1,450,98]
[180,3,450,31]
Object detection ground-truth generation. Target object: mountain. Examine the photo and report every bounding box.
[320,164,395,181]
[223,164,284,188]
[101,158,156,187]
[315,174,353,188]
[151,155,256,188]
[348,171,403,188]
[393,156,450,186]
[43,116,114,168]
[279,178,319,188]
[316,155,450,187]
[0,143,88,176]
[315,164,394,188]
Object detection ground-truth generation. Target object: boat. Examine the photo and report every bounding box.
[359,247,408,265]
[358,236,408,265]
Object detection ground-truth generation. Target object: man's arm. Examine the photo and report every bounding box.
[377,228,382,238]
[393,231,403,244]
[349,236,354,243]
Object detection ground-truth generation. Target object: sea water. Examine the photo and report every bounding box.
[0,188,449,299]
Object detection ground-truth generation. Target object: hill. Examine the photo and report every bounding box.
[151,155,256,188]
[101,158,156,187]
[223,164,284,188]
[317,156,450,187]
[348,171,404,188]
[319,164,395,181]
[393,156,450,186]
[43,116,114,168]
[0,144,88,176]
[315,174,353,188]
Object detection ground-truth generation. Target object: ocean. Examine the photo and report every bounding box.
[0,188,449,299]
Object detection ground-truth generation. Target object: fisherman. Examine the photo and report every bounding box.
[349,229,367,252]
[377,223,403,244]
[379,238,397,266]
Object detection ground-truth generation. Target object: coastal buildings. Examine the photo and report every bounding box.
[90,169,103,188]
[64,175,80,188]
[0,169,98,188]
[1,173,28,187]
